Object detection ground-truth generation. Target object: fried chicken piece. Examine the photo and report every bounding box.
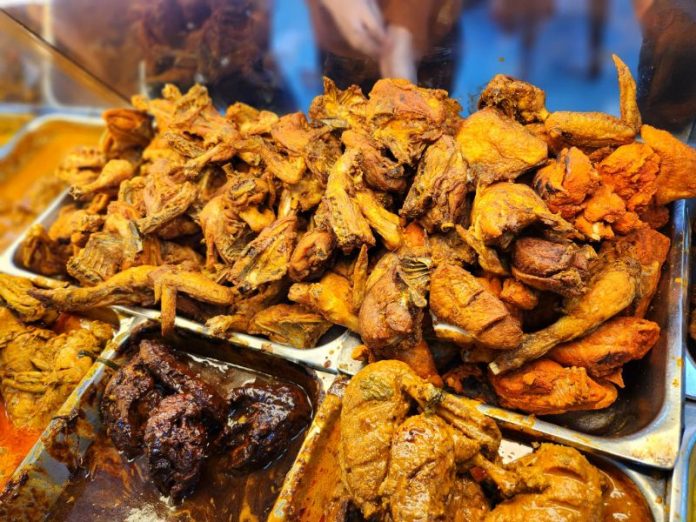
[289,271,360,332]
[66,232,124,286]
[533,147,602,220]
[0,274,47,322]
[324,150,375,253]
[401,135,471,232]
[478,74,549,123]
[430,264,523,350]
[490,257,641,374]
[137,162,198,234]
[48,204,105,248]
[490,358,618,415]
[354,187,402,250]
[430,229,476,267]
[456,225,508,276]
[225,101,279,135]
[342,130,406,192]
[247,304,332,348]
[456,108,547,186]
[597,143,660,211]
[71,159,135,199]
[288,227,336,282]
[366,78,458,164]
[15,224,71,276]
[351,245,369,312]
[469,182,576,249]
[309,77,368,130]
[600,228,670,317]
[55,146,106,189]
[486,444,605,521]
[641,124,696,204]
[574,184,640,241]
[500,279,538,311]
[30,265,158,311]
[548,317,660,380]
[198,194,250,268]
[100,108,153,156]
[511,238,597,298]
[543,56,639,150]
[206,281,285,336]
[251,138,307,185]
[229,216,297,293]
[380,414,457,521]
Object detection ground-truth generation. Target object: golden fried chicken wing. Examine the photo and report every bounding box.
[456,108,547,186]
[548,317,660,380]
[489,358,618,415]
[641,124,696,204]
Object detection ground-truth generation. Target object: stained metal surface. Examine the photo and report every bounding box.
[668,402,696,522]
[0,317,336,520]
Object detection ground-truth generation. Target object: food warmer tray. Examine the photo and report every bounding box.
[270,379,669,522]
[0,316,336,520]
[0,118,690,469]
[667,402,696,522]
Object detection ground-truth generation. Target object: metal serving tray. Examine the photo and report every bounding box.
[270,379,669,522]
[667,402,696,521]
[0,317,335,521]
[0,117,689,468]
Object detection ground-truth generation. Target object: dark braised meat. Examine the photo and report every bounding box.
[224,382,311,469]
[139,339,226,421]
[100,356,165,458]
[511,237,596,298]
[144,393,209,501]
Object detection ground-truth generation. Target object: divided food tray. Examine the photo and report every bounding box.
[0,115,688,470]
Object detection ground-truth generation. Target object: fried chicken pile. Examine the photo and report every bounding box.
[19,54,696,415]
[336,361,622,522]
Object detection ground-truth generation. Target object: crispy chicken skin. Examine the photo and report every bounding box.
[478,74,549,124]
[289,272,360,332]
[491,257,640,374]
[247,303,332,348]
[549,317,660,380]
[430,264,523,350]
[490,358,618,415]
[456,108,548,186]
[511,238,596,298]
[469,182,576,249]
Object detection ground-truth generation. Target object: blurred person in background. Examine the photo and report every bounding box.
[307,0,464,93]
[635,0,696,133]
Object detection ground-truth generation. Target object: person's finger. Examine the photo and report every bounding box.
[360,3,387,44]
[346,23,381,57]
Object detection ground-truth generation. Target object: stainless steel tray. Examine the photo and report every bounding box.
[0,118,688,468]
[0,317,337,521]
[668,402,696,521]
[271,379,668,522]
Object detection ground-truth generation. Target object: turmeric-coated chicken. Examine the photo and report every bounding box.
[478,74,549,124]
[247,303,332,348]
[289,271,360,332]
[489,358,618,415]
[339,361,501,520]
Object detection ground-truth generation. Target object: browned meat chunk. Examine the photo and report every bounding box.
[224,382,311,469]
[100,356,165,458]
[144,393,209,500]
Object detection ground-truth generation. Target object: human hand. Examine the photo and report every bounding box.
[320,0,387,58]
[379,25,418,82]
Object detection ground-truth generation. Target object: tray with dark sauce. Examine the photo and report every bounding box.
[0,319,331,521]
